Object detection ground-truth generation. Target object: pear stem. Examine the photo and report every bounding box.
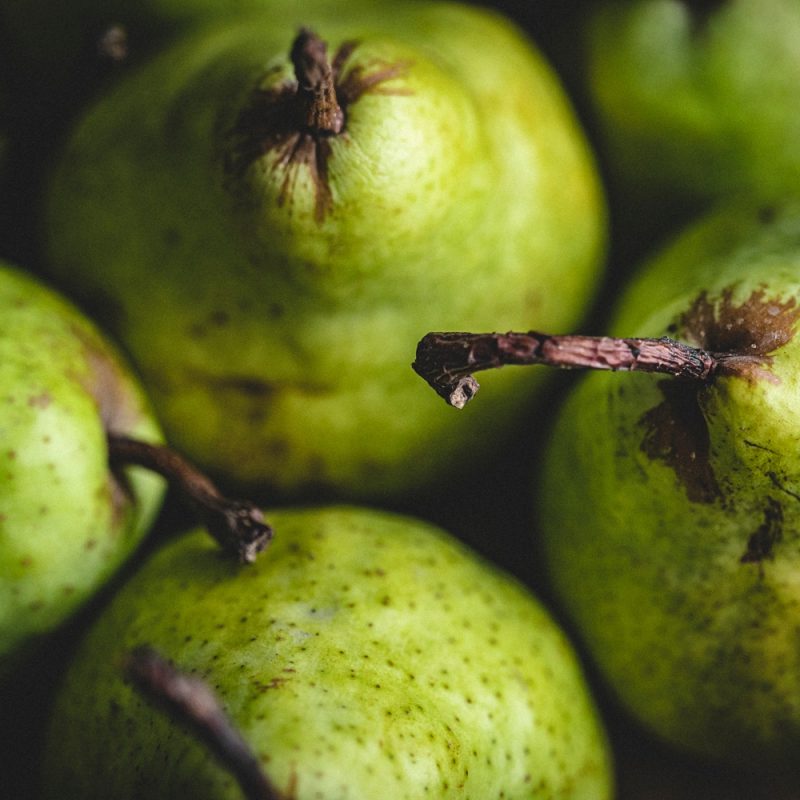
[124,646,286,800]
[412,330,730,408]
[291,28,345,137]
[107,435,273,563]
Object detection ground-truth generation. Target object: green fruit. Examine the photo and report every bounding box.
[538,201,800,765]
[41,505,613,799]
[0,261,164,675]
[587,0,800,208]
[43,2,606,499]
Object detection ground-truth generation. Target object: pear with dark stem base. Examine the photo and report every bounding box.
[0,261,272,681]
[42,2,606,499]
[416,200,800,769]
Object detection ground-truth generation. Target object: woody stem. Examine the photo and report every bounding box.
[107,435,273,563]
[290,28,345,136]
[124,646,285,800]
[412,330,729,408]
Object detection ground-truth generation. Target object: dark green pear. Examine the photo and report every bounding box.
[538,201,800,767]
[41,505,613,799]
[587,0,800,209]
[42,1,606,499]
[0,261,165,676]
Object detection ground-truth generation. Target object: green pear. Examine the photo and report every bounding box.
[42,2,607,499]
[0,261,165,676]
[587,0,800,211]
[40,505,613,799]
[536,200,800,766]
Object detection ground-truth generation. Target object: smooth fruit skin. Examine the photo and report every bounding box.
[43,1,606,499]
[0,262,164,675]
[539,202,800,766]
[41,505,613,799]
[587,0,800,207]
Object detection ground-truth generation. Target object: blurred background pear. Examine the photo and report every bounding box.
[585,0,800,261]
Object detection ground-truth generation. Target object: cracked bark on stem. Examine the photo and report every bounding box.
[124,646,285,800]
[411,330,754,408]
[291,28,345,136]
[107,435,273,563]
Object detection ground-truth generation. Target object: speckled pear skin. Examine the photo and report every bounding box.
[43,1,606,499]
[41,506,613,799]
[0,263,165,676]
[539,202,800,766]
[587,0,800,206]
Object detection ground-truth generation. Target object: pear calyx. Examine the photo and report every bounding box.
[124,646,284,800]
[226,28,410,221]
[107,435,273,563]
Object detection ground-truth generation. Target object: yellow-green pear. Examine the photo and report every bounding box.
[0,261,164,676]
[41,505,613,799]
[538,201,800,767]
[42,1,606,499]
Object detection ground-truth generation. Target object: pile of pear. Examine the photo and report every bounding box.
[0,1,618,799]
[11,0,800,796]
[0,255,614,799]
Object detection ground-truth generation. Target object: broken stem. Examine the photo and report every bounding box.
[291,28,345,136]
[107,435,273,563]
[412,330,747,409]
[124,646,285,800]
